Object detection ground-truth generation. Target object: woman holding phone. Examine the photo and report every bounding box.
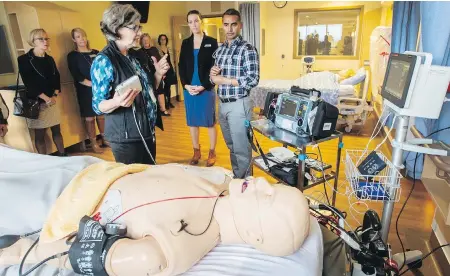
[178,10,218,167]
[91,4,169,164]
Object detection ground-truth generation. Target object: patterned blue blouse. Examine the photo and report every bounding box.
[91,54,157,129]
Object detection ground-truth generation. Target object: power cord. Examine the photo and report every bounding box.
[19,237,69,276]
[395,126,450,272]
[316,143,331,205]
[398,243,450,275]
[132,103,156,164]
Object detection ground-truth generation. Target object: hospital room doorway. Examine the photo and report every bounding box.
[171,15,225,101]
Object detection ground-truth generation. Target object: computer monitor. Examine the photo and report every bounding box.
[381,52,450,119]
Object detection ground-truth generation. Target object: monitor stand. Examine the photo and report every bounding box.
[380,114,450,271]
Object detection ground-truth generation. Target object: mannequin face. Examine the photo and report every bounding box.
[33,31,50,51]
[215,177,310,256]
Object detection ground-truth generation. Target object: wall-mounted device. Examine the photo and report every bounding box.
[274,93,314,137]
[302,56,315,74]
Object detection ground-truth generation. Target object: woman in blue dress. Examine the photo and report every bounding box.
[178,10,218,166]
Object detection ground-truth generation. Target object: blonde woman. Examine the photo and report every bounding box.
[139,33,170,116]
[18,28,66,156]
[67,27,106,153]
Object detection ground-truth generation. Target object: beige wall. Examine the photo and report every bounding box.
[185,1,238,17]
[260,1,382,80]
[53,1,187,53]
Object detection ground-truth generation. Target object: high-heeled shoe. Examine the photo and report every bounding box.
[206,149,216,167]
[161,110,171,116]
[190,146,201,165]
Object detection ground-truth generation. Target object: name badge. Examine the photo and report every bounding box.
[89,54,97,58]
[205,44,211,48]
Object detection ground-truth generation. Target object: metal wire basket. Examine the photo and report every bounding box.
[345,149,402,202]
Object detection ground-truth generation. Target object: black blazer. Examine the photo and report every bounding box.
[178,34,218,90]
[18,49,61,101]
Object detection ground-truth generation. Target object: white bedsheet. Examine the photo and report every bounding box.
[0,145,323,276]
[183,216,323,276]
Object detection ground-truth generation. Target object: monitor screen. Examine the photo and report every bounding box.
[279,98,297,117]
[384,60,411,99]
[381,53,417,108]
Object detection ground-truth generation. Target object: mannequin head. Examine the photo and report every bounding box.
[215,177,310,256]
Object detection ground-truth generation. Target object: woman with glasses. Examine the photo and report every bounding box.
[18,28,66,156]
[91,4,170,164]
[139,33,170,116]
[67,27,106,153]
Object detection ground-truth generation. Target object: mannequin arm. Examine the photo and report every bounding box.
[105,236,167,276]
[0,236,167,276]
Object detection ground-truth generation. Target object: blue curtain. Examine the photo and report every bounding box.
[393,1,450,179]
[391,1,420,54]
[390,2,422,178]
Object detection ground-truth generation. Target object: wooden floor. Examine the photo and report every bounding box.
[70,100,440,275]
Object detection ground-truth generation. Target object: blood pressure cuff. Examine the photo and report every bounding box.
[68,216,123,276]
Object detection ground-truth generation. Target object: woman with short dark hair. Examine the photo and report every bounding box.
[91,4,170,164]
[178,10,218,166]
[158,34,177,110]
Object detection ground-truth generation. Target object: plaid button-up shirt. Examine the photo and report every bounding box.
[213,36,260,99]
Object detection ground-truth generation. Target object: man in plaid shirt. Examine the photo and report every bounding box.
[210,8,260,178]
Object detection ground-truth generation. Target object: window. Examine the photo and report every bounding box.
[293,7,363,59]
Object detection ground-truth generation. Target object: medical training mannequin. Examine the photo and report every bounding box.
[0,163,310,276]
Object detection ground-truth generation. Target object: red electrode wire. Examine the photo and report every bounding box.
[110,195,224,223]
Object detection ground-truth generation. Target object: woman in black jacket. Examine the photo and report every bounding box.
[67,27,105,153]
[18,28,66,156]
[178,10,218,167]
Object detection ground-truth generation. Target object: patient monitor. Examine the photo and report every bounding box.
[381,52,450,119]
[377,51,450,267]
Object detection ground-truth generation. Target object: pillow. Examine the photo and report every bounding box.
[340,67,366,85]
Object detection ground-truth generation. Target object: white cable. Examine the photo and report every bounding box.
[356,110,392,166]
[373,115,397,152]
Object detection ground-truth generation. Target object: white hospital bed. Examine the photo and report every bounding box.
[336,68,374,132]
[0,145,338,276]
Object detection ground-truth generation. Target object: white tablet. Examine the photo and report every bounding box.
[115,75,142,96]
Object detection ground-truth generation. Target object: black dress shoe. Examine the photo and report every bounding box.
[169,103,175,108]
[58,152,69,157]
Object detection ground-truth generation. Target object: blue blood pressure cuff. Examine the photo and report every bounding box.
[68,216,123,276]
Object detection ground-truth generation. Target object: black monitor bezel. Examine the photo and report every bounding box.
[381,53,417,108]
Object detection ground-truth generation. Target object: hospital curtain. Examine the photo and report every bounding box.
[239,3,260,54]
[412,1,450,177]
[391,1,450,179]
[391,1,420,54]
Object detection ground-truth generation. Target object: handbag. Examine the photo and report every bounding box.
[13,73,40,119]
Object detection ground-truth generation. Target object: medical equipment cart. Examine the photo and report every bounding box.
[249,117,343,206]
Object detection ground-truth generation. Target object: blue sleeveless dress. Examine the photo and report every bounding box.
[183,49,216,127]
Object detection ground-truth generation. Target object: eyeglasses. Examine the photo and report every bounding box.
[124,25,142,32]
[34,37,50,42]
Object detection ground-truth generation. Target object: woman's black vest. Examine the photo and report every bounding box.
[99,41,162,143]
